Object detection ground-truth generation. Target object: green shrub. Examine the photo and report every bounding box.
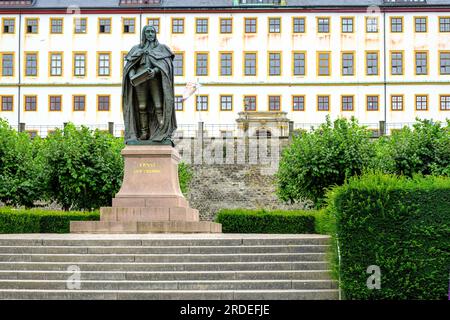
[41,124,125,211]
[373,119,450,177]
[216,209,317,234]
[0,119,46,207]
[276,116,374,207]
[0,208,99,233]
[178,162,193,195]
[327,173,450,299]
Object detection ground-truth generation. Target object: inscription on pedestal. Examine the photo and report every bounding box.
[133,162,161,174]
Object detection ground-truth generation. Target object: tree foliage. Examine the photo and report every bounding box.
[373,119,450,177]
[41,124,124,211]
[0,119,45,207]
[276,117,374,206]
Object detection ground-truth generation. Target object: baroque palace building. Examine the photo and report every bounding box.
[0,0,450,137]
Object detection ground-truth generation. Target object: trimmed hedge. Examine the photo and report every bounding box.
[0,208,99,233]
[327,173,450,300]
[215,209,321,234]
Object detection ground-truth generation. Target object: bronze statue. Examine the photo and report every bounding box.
[122,25,177,145]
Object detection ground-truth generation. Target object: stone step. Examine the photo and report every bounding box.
[0,237,330,247]
[0,245,330,254]
[0,253,327,263]
[0,270,333,281]
[0,279,338,290]
[0,261,329,272]
[0,289,339,300]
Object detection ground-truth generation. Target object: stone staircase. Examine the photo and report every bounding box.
[0,234,338,300]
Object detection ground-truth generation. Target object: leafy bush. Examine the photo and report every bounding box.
[40,124,125,211]
[327,173,450,299]
[178,162,193,195]
[0,119,46,207]
[276,117,374,207]
[215,209,318,234]
[0,118,193,210]
[0,207,99,233]
[373,119,450,177]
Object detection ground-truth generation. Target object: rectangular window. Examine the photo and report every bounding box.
[366,52,379,76]
[173,53,184,76]
[50,53,63,76]
[269,17,281,33]
[99,18,111,33]
[174,96,183,111]
[439,17,450,32]
[196,18,208,34]
[220,95,233,111]
[196,95,208,111]
[26,18,38,34]
[49,95,62,111]
[293,52,305,76]
[244,96,256,111]
[341,17,354,33]
[292,95,305,111]
[98,53,110,76]
[1,53,13,77]
[147,18,160,33]
[391,52,403,75]
[1,96,13,111]
[73,95,86,111]
[268,52,281,76]
[342,52,354,76]
[318,52,330,76]
[391,17,403,33]
[172,18,184,34]
[367,95,379,111]
[269,96,281,111]
[73,53,86,77]
[50,18,63,34]
[25,53,38,76]
[415,95,428,111]
[440,52,450,74]
[195,53,208,76]
[74,18,87,34]
[415,51,428,75]
[415,17,427,32]
[245,18,257,33]
[318,96,329,111]
[97,95,110,111]
[366,17,378,33]
[122,52,128,73]
[220,18,232,34]
[26,131,38,139]
[2,18,15,33]
[123,18,135,33]
[220,52,232,76]
[440,95,450,110]
[317,17,330,33]
[244,52,257,76]
[342,96,354,111]
[24,96,37,111]
[293,17,305,33]
[391,95,404,111]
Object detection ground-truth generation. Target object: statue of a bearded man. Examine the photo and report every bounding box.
[122,25,177,145]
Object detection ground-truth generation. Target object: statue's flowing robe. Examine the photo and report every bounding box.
[122,43,176,143]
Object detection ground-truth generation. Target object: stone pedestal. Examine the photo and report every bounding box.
[71,145,221,234]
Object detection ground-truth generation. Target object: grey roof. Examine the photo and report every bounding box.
[3,0,450,9]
